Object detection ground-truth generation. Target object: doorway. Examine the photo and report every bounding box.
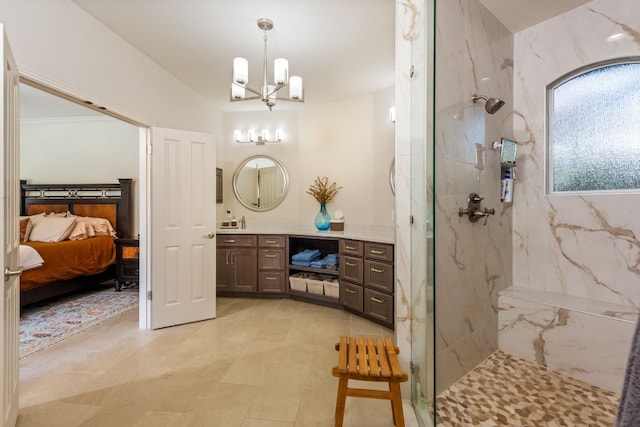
[18,80,144,339]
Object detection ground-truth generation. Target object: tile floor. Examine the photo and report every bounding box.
[18,295,621,427]
[18,297,417,427]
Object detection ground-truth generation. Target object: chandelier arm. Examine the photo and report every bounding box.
[230,95,261,102]
[236,83,263,98]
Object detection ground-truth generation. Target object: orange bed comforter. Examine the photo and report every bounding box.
[20,236,116,292]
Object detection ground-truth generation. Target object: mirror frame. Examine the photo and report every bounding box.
[232,155,290,212]
[390,158,395,195]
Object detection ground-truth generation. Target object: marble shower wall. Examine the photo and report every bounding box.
[434,0,513,394]
[512,0,640,312]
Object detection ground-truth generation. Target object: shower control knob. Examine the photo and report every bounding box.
[470,194,483,203]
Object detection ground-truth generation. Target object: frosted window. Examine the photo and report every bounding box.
[548,60,640,193]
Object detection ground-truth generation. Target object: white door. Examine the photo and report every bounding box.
[150,127,216,329]
[0,24,20,427]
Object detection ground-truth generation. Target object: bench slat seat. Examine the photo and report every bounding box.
[331,335,408,427]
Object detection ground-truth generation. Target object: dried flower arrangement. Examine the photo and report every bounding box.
[307,176,342,204]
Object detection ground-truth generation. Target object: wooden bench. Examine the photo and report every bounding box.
[332,336,409,427]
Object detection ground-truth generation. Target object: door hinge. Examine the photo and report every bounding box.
[147,290,152,300]
[147,142,152,155]
[410,215,415,224]
[410,65,415,78]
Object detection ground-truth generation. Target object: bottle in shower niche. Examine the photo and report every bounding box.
[501,169,513,203]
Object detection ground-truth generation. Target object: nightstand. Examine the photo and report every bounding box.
[115,237,139,291]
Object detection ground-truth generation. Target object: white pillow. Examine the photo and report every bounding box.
[28,217,77,242]
[19,245,44,270]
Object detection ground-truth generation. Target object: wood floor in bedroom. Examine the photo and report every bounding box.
[17,296,621,427]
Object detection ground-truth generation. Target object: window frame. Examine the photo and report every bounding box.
[545,56,640,195]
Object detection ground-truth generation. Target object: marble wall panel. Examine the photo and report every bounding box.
[512,0,640,309]
[434,0,513,393]
[499,293,636,392]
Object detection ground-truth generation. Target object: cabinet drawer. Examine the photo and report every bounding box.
[217,234,257,247]
[364,260,393,293]
[342,281,363,312]
[340,239,364,257]
[364,288,393,325]
[258,249,286,270]
[121,264,139,278]
[258,271,286,293]
[365,242,394,262]
[258,235,286,248]
[340,256,363,284]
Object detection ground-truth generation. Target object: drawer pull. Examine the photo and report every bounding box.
[265,276,277,280]
[370,249,384,255]
[371,296,385,304]
[345,245,357,250]
[224,239,236,243]
[345,288,358,294]
[265,240,278,244]
[265,254,277,258]
[346,261,358,267]
[371,267,385,273]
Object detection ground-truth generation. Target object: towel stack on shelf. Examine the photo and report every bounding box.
[290,249,339,270]
[291,249,321,267]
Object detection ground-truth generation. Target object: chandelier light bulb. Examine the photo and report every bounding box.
[231,84,245,100]
[261,129,270,141]
[233,130,242,142]
[289,76,303,100]
[233,57,248,85]
[275,128,284,141]
[248,130,256,142]
[274,58,289,85]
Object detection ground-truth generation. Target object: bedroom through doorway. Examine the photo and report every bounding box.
[18,80,142,356]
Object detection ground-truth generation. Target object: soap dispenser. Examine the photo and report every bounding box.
[501,169,513,203]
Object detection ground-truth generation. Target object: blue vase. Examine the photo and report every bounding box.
[314,203,331,231]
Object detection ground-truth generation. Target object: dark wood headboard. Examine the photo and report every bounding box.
[20,178,133,238]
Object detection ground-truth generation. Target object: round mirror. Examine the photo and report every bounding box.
[232,155,289,211]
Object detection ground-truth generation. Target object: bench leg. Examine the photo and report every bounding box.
[390,381,405,427]
[335,377,348,427]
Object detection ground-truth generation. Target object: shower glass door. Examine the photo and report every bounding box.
[410,0,435,425]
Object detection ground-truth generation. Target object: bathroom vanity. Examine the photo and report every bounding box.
[216,231,395,329]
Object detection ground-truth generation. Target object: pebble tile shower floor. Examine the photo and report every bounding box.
[436,350,620,426]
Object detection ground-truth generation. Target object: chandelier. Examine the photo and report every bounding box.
[230,18,304,111]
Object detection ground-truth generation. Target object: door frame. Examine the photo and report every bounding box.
[19,73,152,329]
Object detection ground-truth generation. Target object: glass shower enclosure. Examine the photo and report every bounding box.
[409,0,435,425]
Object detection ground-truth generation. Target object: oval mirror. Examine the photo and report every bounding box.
[232,155,289,211]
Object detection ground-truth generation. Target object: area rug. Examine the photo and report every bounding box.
[19,285,138,358]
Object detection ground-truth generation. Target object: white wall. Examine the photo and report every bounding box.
[219,87,396,229]
[0,0,220,133]
[20,116,140,234]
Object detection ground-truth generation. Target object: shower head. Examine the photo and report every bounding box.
[472,94,505,114]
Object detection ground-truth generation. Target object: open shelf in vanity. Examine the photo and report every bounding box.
[287,235,341,307]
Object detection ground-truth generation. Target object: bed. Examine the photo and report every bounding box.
[19,179,133,306]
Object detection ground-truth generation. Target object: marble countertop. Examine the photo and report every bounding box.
[216,222,395,244]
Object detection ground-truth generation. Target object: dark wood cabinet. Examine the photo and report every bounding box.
[216,235,257,293]
[215,233,394,328]
[258,235,287,294]
[115,237,139,291]
[339,239,394,328]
